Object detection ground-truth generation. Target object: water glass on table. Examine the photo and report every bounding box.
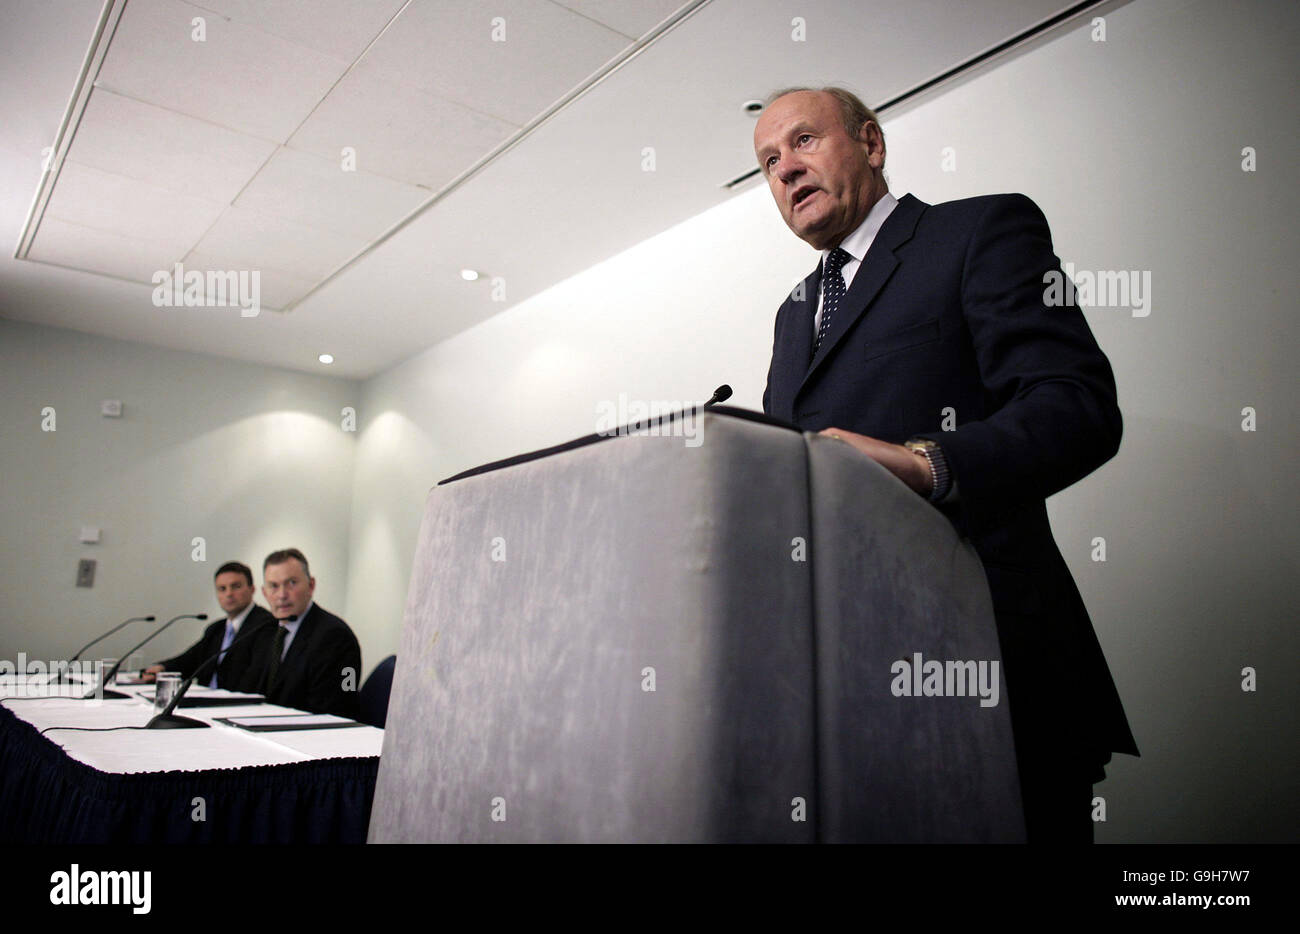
[154,672,182,712]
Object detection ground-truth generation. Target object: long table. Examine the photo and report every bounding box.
[0,677,382,843]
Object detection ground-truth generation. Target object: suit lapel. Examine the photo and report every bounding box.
[801,194,927,390]
[280,606,314,673]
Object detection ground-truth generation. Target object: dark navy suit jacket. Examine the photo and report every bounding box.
[244,603,362,718]
[157,604,276,691]
[764,192,1138,771]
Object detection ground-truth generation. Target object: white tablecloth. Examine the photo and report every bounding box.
[1,676,382,774]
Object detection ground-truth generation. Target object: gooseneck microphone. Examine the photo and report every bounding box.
[46,615,156,684]
[83,613,207,700]
[67,615,158,663]
[703,384,733,409]
[146,615,287,729]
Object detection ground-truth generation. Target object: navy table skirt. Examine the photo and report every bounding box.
[0,705,378,844]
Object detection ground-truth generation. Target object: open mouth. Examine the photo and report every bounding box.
[791,187,818,209]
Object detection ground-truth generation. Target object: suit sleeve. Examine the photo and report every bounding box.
[156,622,221,680]
[915,194,1122,531]
[303,625,362,718]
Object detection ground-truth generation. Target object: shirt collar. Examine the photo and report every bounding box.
[226,602,255,631]
[279,601,312,637]
[822,191,899,267]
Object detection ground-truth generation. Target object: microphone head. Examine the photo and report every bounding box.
[195,613,208,620]
[144,615,156,622]
[714,384,733,403]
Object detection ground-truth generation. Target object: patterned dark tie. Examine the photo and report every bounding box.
[264,624,288,693]
[814,247,853,359]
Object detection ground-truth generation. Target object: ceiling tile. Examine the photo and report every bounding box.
[27,217,180,284]
[233,146,429,240]
[185,250,315,310]
[44,160,226,253]
[95,0,350,142]
[288,59,519,190]
[68,88,277,202]
[361,0,630,125]
[187,205,369,280]
[554,0,689,39]
[186,0,408,62]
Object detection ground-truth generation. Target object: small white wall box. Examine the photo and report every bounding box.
[79,526,101,544]
[101,400,122,417]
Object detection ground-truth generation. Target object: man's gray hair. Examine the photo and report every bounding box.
[763,86,883,145]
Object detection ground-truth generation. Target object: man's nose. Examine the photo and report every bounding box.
[775,152,804,185]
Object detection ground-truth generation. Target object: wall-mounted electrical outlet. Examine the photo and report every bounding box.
[76,559,96,588]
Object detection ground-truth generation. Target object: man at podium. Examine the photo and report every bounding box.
[754,86,1138,842]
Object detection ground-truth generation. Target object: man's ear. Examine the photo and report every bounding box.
[859,121,885,168]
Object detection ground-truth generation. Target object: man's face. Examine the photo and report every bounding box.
[262,559,315,621]
[753,91,885,250]
[214,571,254,618]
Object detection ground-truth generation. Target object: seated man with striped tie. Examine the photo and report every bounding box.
[245,548,362,719]
[142,561,274,690]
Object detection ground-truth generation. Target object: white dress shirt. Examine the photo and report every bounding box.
[209,602,255,688]
[814,191,900,337]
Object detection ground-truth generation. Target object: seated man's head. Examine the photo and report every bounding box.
[214,561,255,618]
[262,549,315,622]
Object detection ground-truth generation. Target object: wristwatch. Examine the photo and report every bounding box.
[904,438,952,502]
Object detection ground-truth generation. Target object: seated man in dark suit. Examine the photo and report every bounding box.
[142,561,274,691]
[244,548,362,719]
[754,87,1138,842]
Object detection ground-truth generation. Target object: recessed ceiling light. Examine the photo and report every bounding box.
[460,269,480,281]
[318,353,334,364]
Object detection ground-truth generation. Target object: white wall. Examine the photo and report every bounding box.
[0,318,359,669]
[345,0,1299,842]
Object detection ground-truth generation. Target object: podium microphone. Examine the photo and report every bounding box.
[146,615,286,729]
[47,615,156,684]
[84,613,207,700]
[703,384,732,409]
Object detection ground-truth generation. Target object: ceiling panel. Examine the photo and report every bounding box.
[188,0,409,61]
[188,205,370,280]
[185,249,315,310]
[43,160,225,256]
[360,0,630,125]
[554,0,690,39]
[27,217,183,284]
[233,146,430,240]
[288,58,519,190]
[68,88,277,202]
[95,0,351,142]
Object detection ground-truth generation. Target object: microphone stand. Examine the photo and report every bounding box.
[46,615,156,685]
[146,616,279,729]
[83,613,207,700]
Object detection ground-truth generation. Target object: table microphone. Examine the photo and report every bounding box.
[46,615,156,684]
[146,615,285,729]
[83,613,207,700]
[703,384,732,409]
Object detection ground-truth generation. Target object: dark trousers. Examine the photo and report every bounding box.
[1016,748,1098,843]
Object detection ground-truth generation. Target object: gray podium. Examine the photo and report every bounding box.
[369,410,1024,843]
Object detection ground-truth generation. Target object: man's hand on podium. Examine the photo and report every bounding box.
[819,427,934,498]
